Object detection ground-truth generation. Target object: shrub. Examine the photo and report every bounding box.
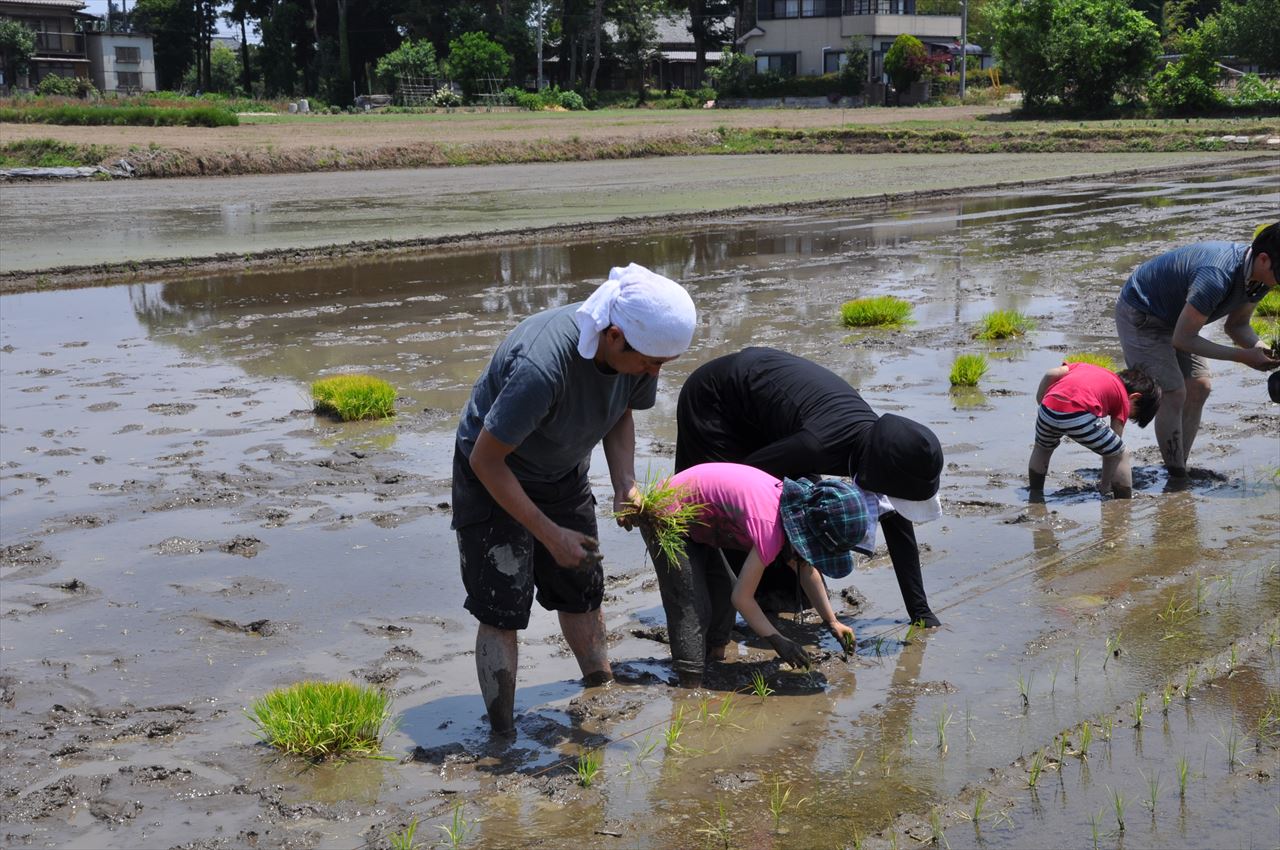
[1064,352,1117,371]
[706,48,756,96]
[950,354,989,387]
[990,0,1159,112]
[311,374,396,421]
[975,309,1036,340]
[1148,21,1223,114]
[1227,74,1280,108]
[374,38,438,93]
[447,31,511,102]
[35,75,97,99]
[558,89,585,110]
[884,34,928,94]
[431,87,462,108]
[840,296,913,328]
[247,680,392,760]
[0,104,237,127]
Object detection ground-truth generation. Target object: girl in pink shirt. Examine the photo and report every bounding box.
[636,462,868,688]
[1028,363,1160,499]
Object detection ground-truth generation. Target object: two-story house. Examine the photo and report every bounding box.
[0,0,91,89]
[739,0,961,84]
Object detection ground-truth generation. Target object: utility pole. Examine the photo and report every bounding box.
[536,0,544,90]
[958,0,967,99]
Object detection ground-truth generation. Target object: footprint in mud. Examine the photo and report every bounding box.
[113,424,143,434]
[152,536,262,557]
[146,403,196,416]
[204,616,284,637]
[87,402,120,412]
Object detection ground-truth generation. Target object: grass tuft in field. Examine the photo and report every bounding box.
[247,680,392,759]
[312,374,397,421]
[950,353,989,387]
[840,296,913,328]
[975,309,1036,340]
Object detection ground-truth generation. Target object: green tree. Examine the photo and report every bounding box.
[610,0,662,100]
[991,0,1160,111]
[129,0,198,89]
[884,33,927,93]
[1215,0,1280,71]
[183,43,243,93]
[0,19,36,89]
[374,38,438,91]
[447,31,512,101]
[1147,17,1222,111]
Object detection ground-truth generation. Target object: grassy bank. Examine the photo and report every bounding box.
[1,116,1275,178]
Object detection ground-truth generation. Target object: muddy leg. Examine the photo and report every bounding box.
[642,526,709,688]
[1180,375,1211,464]
[1154,384,1188,475]
[1028,444,1052,492]
[476,624,518,735]
[559,608,612,686]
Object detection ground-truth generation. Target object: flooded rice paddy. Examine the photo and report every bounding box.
[1,160,1278,849]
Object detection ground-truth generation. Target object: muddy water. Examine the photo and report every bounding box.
[2,161,1277,849]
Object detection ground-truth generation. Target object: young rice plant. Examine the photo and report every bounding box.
[1064,352,1117,371]
[615,475,707,565]
[949,353,989,387]
[311,374,397,421]
[975,309,1036,340]
[247,679,392,759]
[840,295,914,328]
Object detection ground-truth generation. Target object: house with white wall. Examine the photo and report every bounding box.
[86,30,155,92]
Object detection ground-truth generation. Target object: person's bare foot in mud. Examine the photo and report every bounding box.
[582,670,614,688]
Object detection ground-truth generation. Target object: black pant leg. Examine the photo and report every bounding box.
[643,527,710,684]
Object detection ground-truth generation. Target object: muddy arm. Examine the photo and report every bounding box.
[881,511,940,627]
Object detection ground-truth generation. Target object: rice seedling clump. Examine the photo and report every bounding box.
[312,374,396,421]
[1250,317,1280,355]
[840,296,913,328]
[950,353,989,387]
[1064,352,1116,371]
[248,680,392,759]
[615,476,706,565]
[975,309,1036,340]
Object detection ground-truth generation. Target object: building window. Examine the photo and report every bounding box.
[117,70,141,89]
[771,0,799,17]
[755,53,798,76]
[115,46,141,63]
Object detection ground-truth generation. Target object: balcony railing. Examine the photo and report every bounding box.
[35,31,86,57]
[758,0,959,18]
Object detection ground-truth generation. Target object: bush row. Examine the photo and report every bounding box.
[0,104,239,127]
[502,86,586,111]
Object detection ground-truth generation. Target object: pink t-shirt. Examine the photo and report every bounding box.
[666,463,786,563]
[1042,362,1131,423]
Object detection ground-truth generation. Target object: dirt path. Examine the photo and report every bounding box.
[0,104,1008,152]
[1,151,1269,285]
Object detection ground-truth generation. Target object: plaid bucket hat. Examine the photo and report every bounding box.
[779,478,870,579]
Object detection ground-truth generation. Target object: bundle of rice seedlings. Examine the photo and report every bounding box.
[311,374,396,421]
[839,296,913,328]
[248,680,392,760]
[1064,352,1117,371]
[949,353,989,387]
[1251,317,1280,355]
[975,309,1036,340]
[615,476,707,565]
[1256,288,1280,318]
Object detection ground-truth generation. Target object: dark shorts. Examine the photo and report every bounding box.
[452,447,602,631]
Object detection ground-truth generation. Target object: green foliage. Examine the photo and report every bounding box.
[840,295,914,328]
[0,137,107,167]
[247,680,392,759]
[375,39,438,93]
[576,748,603,787]
[706,48,756,96]
[617,476,707,566]
[182,45,242,95]
[1216,0,1280,72]
[311,374,397,421]
[1064,352,1117,370]
[0,103,237,126]
[1227,74,1280,108]
[558,89,585,110]
[1250,317,1280,354]
[431,87,462,107]
[1256,288,1280,317]
[991,0,1160,112]
[884,34,928,93]
[447,31,511,102]
[0,19,36,81]
[1148,21,1222,113]
[35,75,98,99]
[976,309,1036,339]
[950,353,989,387]
[501,85,586,110]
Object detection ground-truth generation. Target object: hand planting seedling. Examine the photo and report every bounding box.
[839,295,913,328]
[311,374,397,421]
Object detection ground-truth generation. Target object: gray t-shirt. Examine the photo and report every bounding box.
[1120,242,1255,327]
[456,303,657,482]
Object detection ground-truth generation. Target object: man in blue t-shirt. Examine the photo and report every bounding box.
[453,263,696,735]
[1114,222,1280,478]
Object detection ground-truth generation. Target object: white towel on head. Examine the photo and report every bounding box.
[575,263,697,359]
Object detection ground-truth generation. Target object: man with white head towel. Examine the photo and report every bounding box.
[453,263,697,735]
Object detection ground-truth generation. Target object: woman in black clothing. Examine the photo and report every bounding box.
[675,347,943,650]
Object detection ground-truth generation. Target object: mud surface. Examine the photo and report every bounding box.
[1,160,1277,849]
[1,151,1270,276]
